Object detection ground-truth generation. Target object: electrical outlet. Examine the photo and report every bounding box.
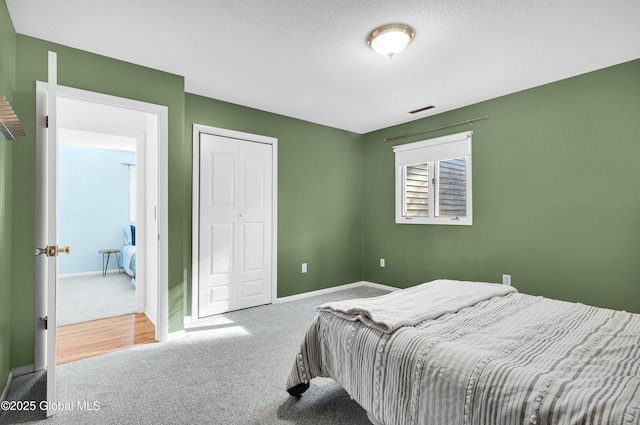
[502,274,511,286]
[302,263,307,273]
[380,258,385,267]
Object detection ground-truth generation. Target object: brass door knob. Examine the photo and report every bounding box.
[34,245,71,257]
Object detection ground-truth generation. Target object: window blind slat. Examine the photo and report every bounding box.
[437,158,466,217]
[406,164,429,216]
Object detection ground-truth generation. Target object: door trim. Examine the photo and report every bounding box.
[35,83,169,370]
[191,124,278,321]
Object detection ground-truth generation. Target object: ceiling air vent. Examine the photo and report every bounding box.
[408,105,435,114]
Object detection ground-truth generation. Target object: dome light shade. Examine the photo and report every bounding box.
[368,24,414,58]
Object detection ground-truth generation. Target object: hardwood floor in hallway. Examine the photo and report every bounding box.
[56,313,156,365]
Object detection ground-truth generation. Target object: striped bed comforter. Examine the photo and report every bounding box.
[286,280,640,425]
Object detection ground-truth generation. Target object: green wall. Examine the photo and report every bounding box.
[11,35,187,367]
[185,94,363,305]
[0,0,16,393]
[362,59,640,313]
[2,0,638,377]
[7,35,364,368]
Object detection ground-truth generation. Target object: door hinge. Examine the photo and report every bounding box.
[45,115,49,128]
[40,316,48,330]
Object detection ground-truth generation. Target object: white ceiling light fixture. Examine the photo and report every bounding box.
[368,24,415,58]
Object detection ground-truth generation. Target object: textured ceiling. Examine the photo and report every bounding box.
[6,0,640,134]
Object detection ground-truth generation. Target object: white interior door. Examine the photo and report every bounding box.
[34,51,59,418]
[198,134,272,317]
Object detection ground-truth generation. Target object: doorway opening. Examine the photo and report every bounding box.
[35,83,169,368]
[57,127,138,326]
[56,123,144,363]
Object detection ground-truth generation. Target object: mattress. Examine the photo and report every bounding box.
[121,244,136,278]
[286,280,640,425]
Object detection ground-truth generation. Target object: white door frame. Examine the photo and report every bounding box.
[191,124,278,321]
[35,84,169,370]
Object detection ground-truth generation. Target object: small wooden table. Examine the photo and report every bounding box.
[99,249,122,276]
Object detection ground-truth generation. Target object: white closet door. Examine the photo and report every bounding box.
[198,134,272,317]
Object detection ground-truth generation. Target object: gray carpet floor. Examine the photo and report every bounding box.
[0,285,389,425]
[57,273,136,325]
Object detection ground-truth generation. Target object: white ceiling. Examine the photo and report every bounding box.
[57,95,149,151]
[59,128,136,152]
[6,0,640,134]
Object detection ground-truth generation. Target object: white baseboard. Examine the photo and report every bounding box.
[11,364,35,377]
[275,280,398,304]
[359,281,400,292]
[58,270,121,278]
[145,308,157,327]
[180,281,399,334]
[1,364,36,402]
[1,370,11,403]
[168,329,187,341]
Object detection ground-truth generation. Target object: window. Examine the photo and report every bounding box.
[393,131,472,225]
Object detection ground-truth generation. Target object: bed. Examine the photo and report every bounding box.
[286,279,640,425]
[121,225,137,283]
